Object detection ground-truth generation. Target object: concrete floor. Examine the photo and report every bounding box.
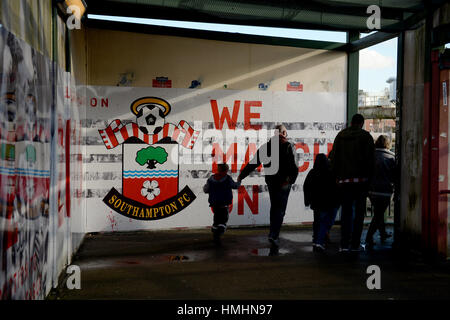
[48,225,450,300]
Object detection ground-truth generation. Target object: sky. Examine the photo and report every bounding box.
[358,37,397,93]
[90,14,398,93]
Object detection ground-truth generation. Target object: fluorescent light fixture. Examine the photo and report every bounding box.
[88,14,346,42]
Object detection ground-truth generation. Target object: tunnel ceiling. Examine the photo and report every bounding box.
[84,0,448,33]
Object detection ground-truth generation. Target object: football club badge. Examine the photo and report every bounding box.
[98,97,200,220]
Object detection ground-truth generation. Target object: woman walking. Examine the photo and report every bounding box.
[365,135,395,250]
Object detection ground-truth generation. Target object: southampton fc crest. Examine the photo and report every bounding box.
[98,97,200,220]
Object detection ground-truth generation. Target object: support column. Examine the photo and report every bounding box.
[394,33,404,250]
[346,31,359,125]
[65,25,71,72]
[421,14,434,256]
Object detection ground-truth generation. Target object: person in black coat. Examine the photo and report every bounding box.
[303,153,340,251]
[329,114,375,252]
[238,124,298,247]
[365,135,395,249]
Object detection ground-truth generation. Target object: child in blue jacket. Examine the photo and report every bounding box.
[203,163,241,244]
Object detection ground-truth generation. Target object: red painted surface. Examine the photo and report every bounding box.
[65,120,71,218]
[240,143,262,173]
[237,185,259,215]
[295,142,310,172]
[123,177,178,206]
[286,82,303,92]
[423,50,449,257]
[210,99,240,130]
[244,101,262,130]
[212,142,238,173]
[152,77,172,88]
[438,69,449,256]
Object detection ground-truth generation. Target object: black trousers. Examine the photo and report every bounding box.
[212,206,229,233]
[267,183,291,240]
[313,211,320,243]
[339,182,368,249]
[366,196,390,242]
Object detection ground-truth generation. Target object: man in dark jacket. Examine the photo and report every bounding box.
[329,114,375,252]
[238,124,298,247]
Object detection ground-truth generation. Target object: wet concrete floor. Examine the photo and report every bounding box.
[49,225,450,300]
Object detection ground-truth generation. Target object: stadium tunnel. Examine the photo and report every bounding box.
[0,0,449,299]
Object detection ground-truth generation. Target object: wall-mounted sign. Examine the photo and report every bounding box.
[287,81,303,92]
[152,77,172,88]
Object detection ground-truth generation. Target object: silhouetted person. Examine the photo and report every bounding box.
[303,153,339,252]
[365,135,395,249]
[238,124,298,247]
[329,114,375,252]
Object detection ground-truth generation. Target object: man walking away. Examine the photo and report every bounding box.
[238,124,298,248]
[329,114,375,252]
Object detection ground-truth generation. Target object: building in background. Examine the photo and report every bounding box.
[358,77,396,151]
[386,77,397,102]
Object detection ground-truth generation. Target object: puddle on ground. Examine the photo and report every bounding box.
[249,248,290,256]
[78,252,209,270]
[279,232,313,243]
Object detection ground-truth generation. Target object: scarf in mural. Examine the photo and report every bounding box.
[98,119,199,149]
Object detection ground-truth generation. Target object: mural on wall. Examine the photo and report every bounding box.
[98,97,200,220]
[82,85,346,232]
[0,23,83,299]
[0,27,52,300]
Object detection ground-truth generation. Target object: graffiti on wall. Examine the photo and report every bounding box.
[0,28,52,299]
[0,26,83,299]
